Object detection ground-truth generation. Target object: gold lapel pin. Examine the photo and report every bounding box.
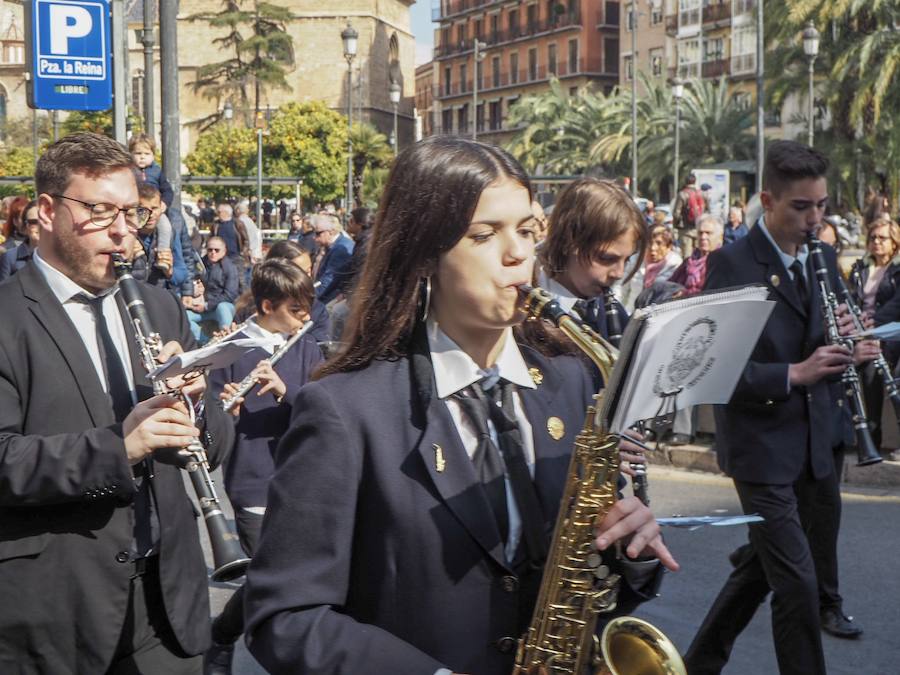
[547,416,565,441]
[770,274,780,287]
[529,367,543,386]
[433,444,446,473]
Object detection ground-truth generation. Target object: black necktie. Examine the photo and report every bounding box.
[790,260,808,308]
[455,379,548,564]
[78,294,133,422]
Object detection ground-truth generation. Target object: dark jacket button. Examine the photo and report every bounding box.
[115,551,130,563]
[495,637,517,654]
[500,575,519,593]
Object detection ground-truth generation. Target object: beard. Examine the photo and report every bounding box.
[51,226,113,294]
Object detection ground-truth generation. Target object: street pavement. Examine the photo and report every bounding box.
[195,466,900,674]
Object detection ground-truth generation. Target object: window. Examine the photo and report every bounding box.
[0,90,7,140]
[441,27,450,48]
[548,43,557,75]
[624,55,633,81]
[604,1,619,26]
[492,55,501,87]
[604,37,618,74]
[704,38,724,61]
[510,52,519,83]
[457,23,467,45]
[444,66,452,95]
[527,4,538,33]
[734,0,756,16]
[569,85,578,96]
[458,104,469,135]
[474,18,482,39]
[568,38,578,73]
[131,75,143,118]
[476,61,483,90]
[489,100,502,130]
[731,25,757,74]
[490,14,499,41]
[509,9,520,37]
[734,92,752,109]
[528,47,538,80]
[650,0,663,25]
[678,38,700,78]
[476,103,484,132]
[442,109,453,134]
[679,0,700,27]
[650,48,663,77]
[459,64,467,92]
[626,3,635,31]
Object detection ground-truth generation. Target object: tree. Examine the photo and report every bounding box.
[189,0,296,129]
[349,122,392,207]
[184,101,348,204]
[0,147,36,197]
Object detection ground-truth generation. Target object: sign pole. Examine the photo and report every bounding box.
[111,0,126,143]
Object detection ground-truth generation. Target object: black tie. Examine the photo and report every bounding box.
[78,294,156,557]
[79,294,133,422]
[791,260,808,308]
[455,379,548,564]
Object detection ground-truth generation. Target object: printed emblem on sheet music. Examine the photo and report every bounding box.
[653,317,717,394]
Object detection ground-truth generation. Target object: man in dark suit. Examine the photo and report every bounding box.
[0,199,39,282]
[685,141,878,675]
[311,213,354,305]
[0,132,234,674]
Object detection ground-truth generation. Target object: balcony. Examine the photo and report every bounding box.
[702,3,732,25]
[433,9,583,60]
[731,52,756,76]
[436,57,616,99]
[664,14,678,35]
[432,0,509,22]
[701,58,730,78]
[595,3,620,30]
[733,0,757,17]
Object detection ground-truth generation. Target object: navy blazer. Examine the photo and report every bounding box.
[315,234,354,304]
[245,334,661,675]
[704,225,839,483]
[0,242,33,282]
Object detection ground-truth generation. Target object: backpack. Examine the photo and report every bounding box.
[681,188,705,228]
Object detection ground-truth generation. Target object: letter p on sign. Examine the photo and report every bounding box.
[49,4,92,54]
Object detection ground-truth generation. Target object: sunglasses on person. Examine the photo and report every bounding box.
[207,246,224,252]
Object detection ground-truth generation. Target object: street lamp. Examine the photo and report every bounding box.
[342,22,359,209]
[672,77,684,200]
[802,20,820,147]
[389,81,401,156]
[222,100,233,125]
[255,108,268,229]
[472,40,486,140]
[629,2,638,197]
[755,0,764,192]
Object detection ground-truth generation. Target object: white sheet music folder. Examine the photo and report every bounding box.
[598,285,774,434]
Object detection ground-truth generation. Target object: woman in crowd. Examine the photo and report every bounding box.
[243,136,677,675]
[670,213,724,297]
[621,224,683,311]
[848,216,900,450]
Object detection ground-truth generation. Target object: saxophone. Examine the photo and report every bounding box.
[514,285,685,675]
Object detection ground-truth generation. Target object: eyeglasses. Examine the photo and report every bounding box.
[51,194,150,230]
[207,247,223,252]
[314,229,332,235]
[25,218,39,226]
[869,235,892,243]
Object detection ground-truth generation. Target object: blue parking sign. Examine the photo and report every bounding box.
[26,0,113,110]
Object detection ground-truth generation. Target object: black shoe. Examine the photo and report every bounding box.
[204,641,234,675]
[820,608,863,639]
[668,433,692,447]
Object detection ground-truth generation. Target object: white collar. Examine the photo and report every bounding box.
[32,249,117,303]
[426,317,536,399]
[757,217,809,276]
[241,317,287,355]
[537,267,581,314]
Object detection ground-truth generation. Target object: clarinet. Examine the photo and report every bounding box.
[112,254,251,581]
[601,288,649,504]
[221,321,315,414]
[806,235,883,466]
[839,272,900,441]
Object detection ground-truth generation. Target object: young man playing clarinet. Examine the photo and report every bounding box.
[685,140,880,675]
[0,132,234,673]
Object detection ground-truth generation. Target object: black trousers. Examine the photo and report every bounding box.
[211,509,264,646]
[684,469,838,675]
[106,557,202,675]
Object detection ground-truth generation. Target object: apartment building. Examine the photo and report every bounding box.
[429,0,621,144]
[415,61,437,138]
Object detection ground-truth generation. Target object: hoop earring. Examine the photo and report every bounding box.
[419,276,432,322]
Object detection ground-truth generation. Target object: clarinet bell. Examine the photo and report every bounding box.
[855,431,884,467]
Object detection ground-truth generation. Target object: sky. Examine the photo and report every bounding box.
[411,1,436,66]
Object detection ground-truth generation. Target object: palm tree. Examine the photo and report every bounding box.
[349,123,392,207]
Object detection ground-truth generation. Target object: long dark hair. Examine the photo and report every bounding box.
[317,136,570,378]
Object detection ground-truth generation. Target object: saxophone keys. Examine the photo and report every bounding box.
[593,564,611,580]
[586,552,603,568]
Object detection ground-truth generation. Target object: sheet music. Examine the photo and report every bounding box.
[151,336,281,380]
[598,285,774,433]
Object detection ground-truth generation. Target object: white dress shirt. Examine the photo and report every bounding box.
[536,266,581,313]
[426,317,537,564]
[32,250,137,399]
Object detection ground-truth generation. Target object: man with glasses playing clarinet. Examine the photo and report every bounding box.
[0,132,233,674]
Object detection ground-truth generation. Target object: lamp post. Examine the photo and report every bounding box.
[672,77,684,201]
[342,22,359,209]
[802,21,820,147]
[629,2,638,197]
[140,0,155,137]
[472,39,486,140]
[389,81,401,156]
[255,108,267,228]
[755,0,764,192]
